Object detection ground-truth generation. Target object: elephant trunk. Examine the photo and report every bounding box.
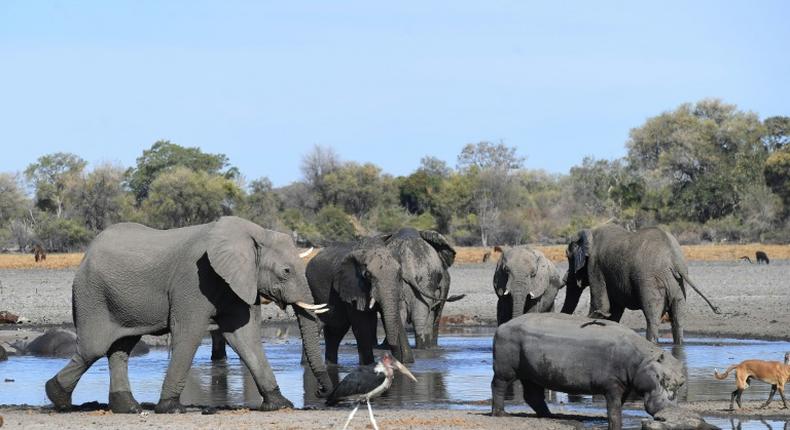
[293,306,333,395]
[511,280,528,322]
[561,273,583,314]
[412,303,434,349]
[380,299,414,364]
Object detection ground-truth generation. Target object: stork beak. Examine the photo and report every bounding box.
[393,360,418,382]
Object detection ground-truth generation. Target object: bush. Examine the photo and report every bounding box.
[34,215,92,251]
[316,205,357,243]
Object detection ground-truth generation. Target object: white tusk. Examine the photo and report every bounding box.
[369,297,376,309]
[314,308,330,314]
[503,289,510,296]
[527,292,535,299]
[295,301,327,310]
[298,247,314,258]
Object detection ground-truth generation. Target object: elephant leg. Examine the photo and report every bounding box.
[521,380,551,417]
[350,310,378,365]
[641,294,664,344]
[108,335,143,413]
[430,301,445,348]
[47,326,113,411]
[221,320,293,411]
[669,297,685,345]
[210,330,227,361]
[608,304,625,322]
[155,318,207,413]
[412,300,434,349]
[587,267,612,319]
[496,296,512,326]
[323,318,350,365]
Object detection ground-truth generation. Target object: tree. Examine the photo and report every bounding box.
[241,177,281,229]
[764,147,790,216]
[315,205,356,243]
[323,162,394,217]
[24,152,86,218]
[300,144,340,208]
[143,167,242,229]
[71,163,128,231]
[126,140,233,203]
[456,140,525,172]
[763,116,790,151]
[0,173,28,227]
[418,156,451,178]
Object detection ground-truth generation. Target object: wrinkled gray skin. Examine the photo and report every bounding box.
[492,313,687,430]
[379,228,460,349]
[307,238,413,365]
[562,224,720,345]
[493,246,564,325]
[45,216,332,414]
[18,329,149,358]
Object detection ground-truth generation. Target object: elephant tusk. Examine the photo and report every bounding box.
[369,297,376,309]
[314,308,330,314]
[503,289,510,296]
[296,301,327,310]
[298,247,314,258]
[527,292,535,299]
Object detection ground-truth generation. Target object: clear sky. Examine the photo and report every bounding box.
[1,1,789,186]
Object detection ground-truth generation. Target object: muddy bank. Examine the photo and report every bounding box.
[1,261,789,340]
[0,407,579,430]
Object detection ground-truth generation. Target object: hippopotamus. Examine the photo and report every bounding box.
[491,313,713,430]
[19,329,150,358]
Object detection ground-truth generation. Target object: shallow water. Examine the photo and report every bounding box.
[1,327,789,429]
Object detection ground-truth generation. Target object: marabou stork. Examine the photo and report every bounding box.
[326,353,418,430]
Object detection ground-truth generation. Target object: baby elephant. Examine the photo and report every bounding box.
[492,246,564,325]
[492,313,687,430]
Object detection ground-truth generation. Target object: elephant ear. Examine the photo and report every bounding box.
[207,217,259,305]
[572,229,593,273]
[334,250,371,311]
[419,230,456,268]
[493,253,508,295]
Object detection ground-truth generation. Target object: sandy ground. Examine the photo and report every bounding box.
[1,260,789,340]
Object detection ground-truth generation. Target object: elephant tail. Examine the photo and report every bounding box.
[714,365,738,380]
[675,270,721,314]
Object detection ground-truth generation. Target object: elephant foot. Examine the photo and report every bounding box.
[46,377,72,412]
[588,310,611,319]
[260,387,294,411]
[109,391,142,414]
[315,371,334,398]
[154,398,186,414]
[491,409,509,417]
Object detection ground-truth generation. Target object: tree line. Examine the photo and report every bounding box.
[1,98,789,252]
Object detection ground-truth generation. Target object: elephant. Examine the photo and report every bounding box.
[492,245,564,325]
[45,216,333,414]
[491,313,706,430]
[561,224,721,344]
[378,228,462,349]
[306,238,413,365]
[19,329,149,358]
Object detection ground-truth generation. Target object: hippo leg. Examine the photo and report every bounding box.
[108,336,143,413]
[604,388,625,430]
[491,376,509,416]
[521,380,551,417]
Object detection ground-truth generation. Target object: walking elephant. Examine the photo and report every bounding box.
[306,238,413,365]
[379,228,463,349]
[493,245,564,325]
[561,224,721,344]
[45,216,333,414]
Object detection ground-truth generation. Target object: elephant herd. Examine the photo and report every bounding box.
[43,216,721,428]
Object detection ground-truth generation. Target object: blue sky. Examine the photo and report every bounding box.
[1,1,789,186]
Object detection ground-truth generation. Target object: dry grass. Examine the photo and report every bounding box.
[0,253,84,269]
[0,244,787,269]
[455,244,790,264]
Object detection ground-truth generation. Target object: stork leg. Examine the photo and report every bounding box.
[366,399,379,430]
[342,403,360,430]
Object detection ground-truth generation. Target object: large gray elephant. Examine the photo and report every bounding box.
[306,238,413,365]
[492,245,564,325]
[561,224,721,344]
[45,216,333,414]
[378,228,462,349]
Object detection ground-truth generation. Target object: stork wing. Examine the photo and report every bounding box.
[326,365,387,405]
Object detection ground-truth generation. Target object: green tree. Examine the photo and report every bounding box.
[0,173,28,227]
[763,116,790,151]
[71,163,129,231]
[24,152,86,218]
[127,140,233,203]
[34,213,92,251]
[764,147,790,216]
[316,205,356,243]
[143,167,242,229]
[323,162,394,217]
[240,177,281,229]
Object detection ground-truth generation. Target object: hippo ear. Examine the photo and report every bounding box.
[333,250,370,311]
[420,230,456,267]
[207,217,259,305]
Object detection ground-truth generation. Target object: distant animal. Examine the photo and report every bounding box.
[756,251,770,265]
[714,358,790,410]
[482,251,491,263]
[32,244,46,262]
[0,344,7,361]
[739,256,753,264]
[20,329,150,358]
[327,352,417,430]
